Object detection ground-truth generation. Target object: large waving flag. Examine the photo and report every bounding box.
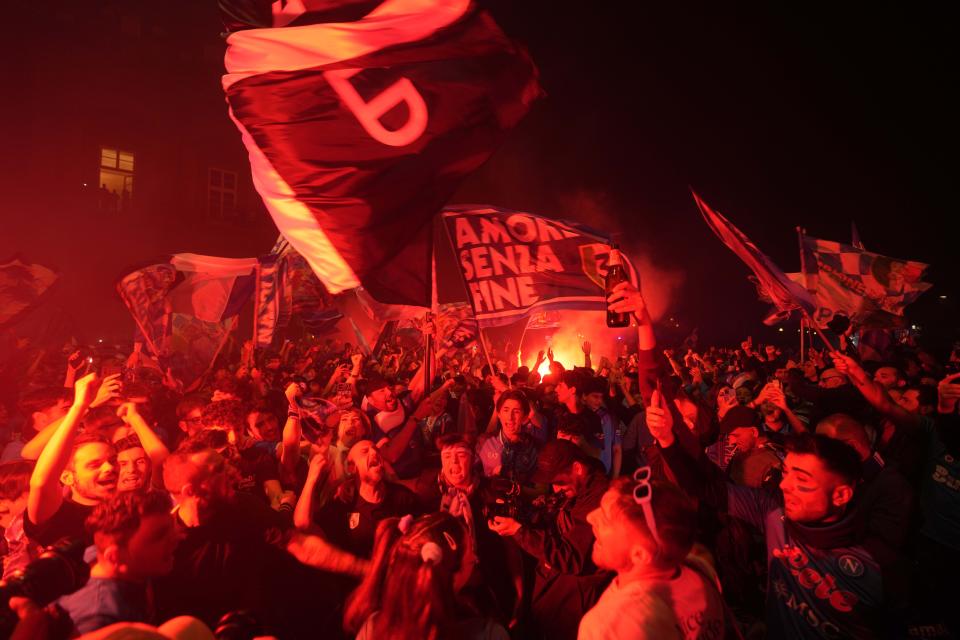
[221,0,542,308]
[797,234,931,327]
[441,205,639,328]
[692,193,816,321]
[0,256,59,328]
[118,255,257,389]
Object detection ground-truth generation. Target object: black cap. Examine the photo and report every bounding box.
[719,406,759,434]
[532,439,592,484]
[363,374,392,394]
[826,314,851,335]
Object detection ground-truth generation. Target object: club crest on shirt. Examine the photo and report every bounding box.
[838,554,864,578]
[349,512,361,530]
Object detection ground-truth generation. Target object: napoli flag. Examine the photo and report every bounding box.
[221,0,542,307]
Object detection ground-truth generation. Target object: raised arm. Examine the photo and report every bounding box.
[607,281,657,403]
[116,402,170,471]
[280,383,303,477]
[379,397,434,465]
[21,374,122,460]
[832,353,920,427]
[27,373,96,526]
[581,340,592,371]
[293,451,329,530]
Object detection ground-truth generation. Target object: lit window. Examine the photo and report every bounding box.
[98,147,134,213]
[118,151,134,172]
[101,148,118,168]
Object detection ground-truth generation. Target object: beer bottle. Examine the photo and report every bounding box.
[605,244,630,328]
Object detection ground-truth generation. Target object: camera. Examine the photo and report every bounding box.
[482,478,521,521]
[214,610,266,640]
[0,538,90,637]
[481,479,563,526]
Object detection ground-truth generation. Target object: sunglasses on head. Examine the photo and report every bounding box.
[632,466,661,548]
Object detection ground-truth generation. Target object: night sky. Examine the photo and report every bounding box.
[463,1,958,346]
[2,2,956,348]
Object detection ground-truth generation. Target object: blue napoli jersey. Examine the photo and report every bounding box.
[918,416,960,551]
[727,485,884,639]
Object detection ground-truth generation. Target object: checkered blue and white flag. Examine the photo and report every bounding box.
[799,235,931,327]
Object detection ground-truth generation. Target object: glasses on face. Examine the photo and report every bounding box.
[632,467,662,549]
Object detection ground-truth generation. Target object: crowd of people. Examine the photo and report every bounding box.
[0,279,958,639]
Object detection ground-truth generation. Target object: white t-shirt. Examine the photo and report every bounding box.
[578,561,725,640]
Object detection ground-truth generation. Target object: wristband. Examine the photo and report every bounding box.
[287,410,301,420]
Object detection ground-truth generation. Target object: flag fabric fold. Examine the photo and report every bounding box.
[692,192,816,321]
[222,0,542,307]
[254,238,341,349]
[0,256,60,328]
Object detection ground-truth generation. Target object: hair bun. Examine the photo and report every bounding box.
[420,541,443,565]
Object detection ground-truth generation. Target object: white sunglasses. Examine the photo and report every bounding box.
[632,466,661,548]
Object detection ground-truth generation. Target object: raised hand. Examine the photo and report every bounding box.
[488,515,522,537]
[115,401,141,424]
[646,387,675,448]
[285,382,302,407]
[606,281,646,320]
[830,352,866,385]
[89,373,122,408]
[937,372,960,414]
[581,340,592,355]
[306,451,330,481]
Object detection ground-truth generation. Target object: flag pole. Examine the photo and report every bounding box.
[517,316,532,370]
[251,261,261,365]
[799,317,805,365]
[423,237,442,391]
[795,226,821,353]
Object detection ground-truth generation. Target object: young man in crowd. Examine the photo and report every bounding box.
[580,375,623,478]
[25,373,118,547]
[58,491,178,634]
[1,387,70,462]
[488,439,610,640]
[477,389,542,483]
[112,400,169,492]
[648,390,886,638]
[362,375,424,487]
[0,459,36,577]
[195,398,282,506]
[313,439,421,557]
[157,447,358,637]
[433,433,522,625]
[580,475,726,639]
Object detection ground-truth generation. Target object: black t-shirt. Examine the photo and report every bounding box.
[22,498,93,547]
[318,482,421,557]
[234,444,280,499]
[154,493,346,637]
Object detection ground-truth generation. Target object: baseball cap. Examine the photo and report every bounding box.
[363,374,393,395]
[731,372,757,390]
[719,406,759,434]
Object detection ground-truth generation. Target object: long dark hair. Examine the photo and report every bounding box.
[344,512,469,640]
